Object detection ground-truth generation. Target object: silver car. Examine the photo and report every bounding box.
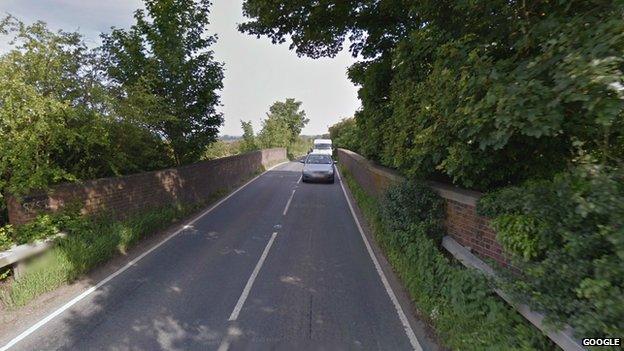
[300,154,335,183]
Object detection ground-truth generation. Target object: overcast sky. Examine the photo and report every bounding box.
[0,0,360,136]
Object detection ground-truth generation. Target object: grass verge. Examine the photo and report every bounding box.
[0,178,247,308]
[0,203,199,308]
[339,166,555,351]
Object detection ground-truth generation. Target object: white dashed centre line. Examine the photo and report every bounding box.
[282,189,296,216]
[0,161,289,351]
[228,231,278,321]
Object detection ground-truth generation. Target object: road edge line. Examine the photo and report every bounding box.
[336,168,423,351]
[0,161,289,351]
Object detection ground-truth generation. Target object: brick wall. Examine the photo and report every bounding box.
[337,148,509,267]
[8,148,287,225]
[336,148,403,197]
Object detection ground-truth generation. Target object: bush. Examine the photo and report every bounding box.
[341,169,552,350]
[0,207,86,251]
[478,161,624,338]
[381,180,445,243]
[0,226,12,251]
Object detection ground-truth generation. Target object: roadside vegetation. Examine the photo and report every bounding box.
[477,162,624,339]
[0,203,200,307]
[0,0,224,223]
[0,0,305,307]
[241,0,623,189]
[240,0,624,344]
[239,98,313,159]
[340,168,553,350]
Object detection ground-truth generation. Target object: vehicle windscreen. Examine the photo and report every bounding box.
[306,155,332,164]
[314,143,332,150]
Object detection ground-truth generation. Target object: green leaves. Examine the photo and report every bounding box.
[0,14,195,216]
[381,180,446,243]
[0,18,105,198]
[242,0,624,190]
[328,117,360,151]
[479,162,624,338]
[490,214,549,261]
[101,0,224,165]
[239,120,258,153]
[340,168,553,350]
[257,98,308,149]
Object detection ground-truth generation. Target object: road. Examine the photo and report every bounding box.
[2,161,438,351]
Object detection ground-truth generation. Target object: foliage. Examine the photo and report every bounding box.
[257,114,291,149]
[0,226,13,251]
[101,0,224,165]
[286,136,313,160]
[8,214,65,245]
[0,203,198,307]
[478,160,624,338]
[328,117,360,152]
[257,99,309,151]
[239,120,258,153]
[381,181,445,243]
[202,140,240,160]
[340,167,553,350]
[267,98,309,143]
[0,17,172,215]
[240,0,624,190]
[0,18,104,199]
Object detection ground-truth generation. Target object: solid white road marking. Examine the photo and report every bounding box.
[336,168,423,351]
[0,161,290,351]
[282,189,296,216]
[228,232,278,321]
[297,175,302,184]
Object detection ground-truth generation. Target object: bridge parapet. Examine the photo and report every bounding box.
[8,148,287,225]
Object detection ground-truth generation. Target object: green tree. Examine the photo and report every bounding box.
[257,115,291,149]
[0,17,172,215]
[239,120,258,153]
[240,0,624,190]
[266,98,309,143]
[101,0,224,165]
[256,99,309,149]
[328,117,360,152]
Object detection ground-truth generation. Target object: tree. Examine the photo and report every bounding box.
[240,0,624,190]
[101,0,224,165]
[256,99,308,148]
[266,98,309,143]
[0,17,171,212]
[257,115,291,149]
[239,120,258,153]
[328,117,359,152]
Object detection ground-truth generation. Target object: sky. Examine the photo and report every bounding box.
[0,0,361,136]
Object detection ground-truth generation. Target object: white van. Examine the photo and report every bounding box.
[311,139,333,156]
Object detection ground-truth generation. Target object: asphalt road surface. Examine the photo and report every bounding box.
[2,162,438,351]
